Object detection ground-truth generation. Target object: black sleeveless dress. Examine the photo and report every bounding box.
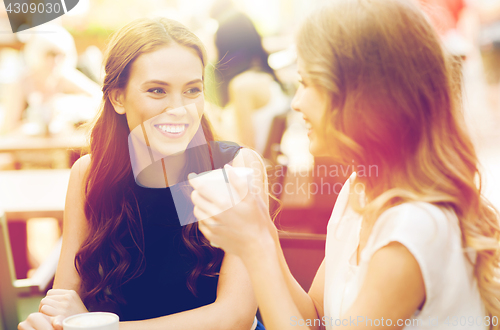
[88,141,242,321]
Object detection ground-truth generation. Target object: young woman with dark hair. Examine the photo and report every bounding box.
[18,17,267,330]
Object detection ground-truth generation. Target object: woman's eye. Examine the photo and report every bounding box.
[186,87,202,95]
[148,88,166,94]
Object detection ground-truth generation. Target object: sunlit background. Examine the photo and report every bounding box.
[0,0,499,325]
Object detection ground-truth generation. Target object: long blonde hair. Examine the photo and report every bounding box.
[297,0,500,323]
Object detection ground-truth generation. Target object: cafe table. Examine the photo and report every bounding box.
[0,128,88,168]
[0,169,70,221]
[0,132,85,153]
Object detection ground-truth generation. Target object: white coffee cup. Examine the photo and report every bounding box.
[63,312,119,330]
[188,166,255,247]
[188,166,254,221]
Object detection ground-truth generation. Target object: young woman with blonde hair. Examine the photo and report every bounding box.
[190,0,500,329]
[18,17,267,330]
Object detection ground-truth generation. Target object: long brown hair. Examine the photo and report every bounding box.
[75,17,223,306]
[297,0,500,324]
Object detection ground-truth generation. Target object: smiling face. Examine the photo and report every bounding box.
[112,44,205,157]
[291,57,330,157]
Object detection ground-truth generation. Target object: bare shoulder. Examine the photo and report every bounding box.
[66,154,91,201]
[70,154,91,180]
[67,153,91,198]
[72,154,91,172]
[340,241,425,328]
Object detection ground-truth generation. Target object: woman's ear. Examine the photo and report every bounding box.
[109,89,126,115]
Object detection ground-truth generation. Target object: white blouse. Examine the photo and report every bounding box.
[323,174,487,329]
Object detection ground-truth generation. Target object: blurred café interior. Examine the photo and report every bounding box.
[0,0,499,327]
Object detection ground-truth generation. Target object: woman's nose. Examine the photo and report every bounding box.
[165,105,187,117]
[291,93,301,112]
[165,94,186,116]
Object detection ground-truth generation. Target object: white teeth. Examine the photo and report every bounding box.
[157,124,186,134]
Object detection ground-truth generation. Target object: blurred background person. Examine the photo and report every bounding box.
[210,0,289,156]
[223,67,289,156]
[0,24,101,136]
[210,0,278,107]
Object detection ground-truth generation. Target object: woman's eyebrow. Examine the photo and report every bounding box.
[142,80,169,86]
[185,78,203,85]
[142,78,203,87]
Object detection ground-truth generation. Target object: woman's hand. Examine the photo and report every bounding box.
[38,289,88,328]
[189,164,275,260]
[18,312,58,330]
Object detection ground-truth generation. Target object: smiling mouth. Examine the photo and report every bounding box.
[303,118,312,132]
[154,124,189,138]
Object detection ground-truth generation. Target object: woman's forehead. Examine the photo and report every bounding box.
[130,45,203,84]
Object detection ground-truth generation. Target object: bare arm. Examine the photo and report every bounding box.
[120,253,256,330]
[334,242,425,329]
[260,234,325,328]
[53,154,90,291]
[240,240,424,330]
[234,149,323,327]
[243,237,315,330]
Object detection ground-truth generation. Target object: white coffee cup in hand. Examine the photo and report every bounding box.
[63,312,119,330]
[188,166,254,221]
[188,166,254,247]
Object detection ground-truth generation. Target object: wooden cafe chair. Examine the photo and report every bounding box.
[0,210,61,330]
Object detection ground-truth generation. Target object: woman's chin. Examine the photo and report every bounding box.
[159,145,188,157]
[309,142,329,158]
[148,139,189,158]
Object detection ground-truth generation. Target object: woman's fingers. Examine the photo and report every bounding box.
[39,297,62,317]
[191,190,221,219]
[200,221,220,248]
[38,289,88,318]
[193,202,218,223]
[50,315,66,330]
[40,296,61,308]
[39,304,60,317]
[189,173,232,207]
[46,289,68,296]
[18,313,54,330]
[17,320,36,330]
[224,164,250,197]
[198,220,213,239]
